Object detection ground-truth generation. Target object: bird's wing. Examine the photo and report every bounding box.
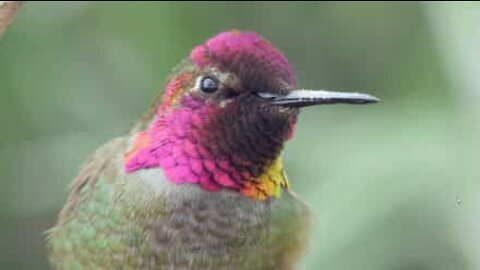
[266,190,312,270]
[57,137,127,224]
[47,137,161,269]
[279,190,312,269]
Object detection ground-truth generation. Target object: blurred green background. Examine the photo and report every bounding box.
[1,2,479,269]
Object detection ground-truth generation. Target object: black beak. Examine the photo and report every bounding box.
[258,89,379,107]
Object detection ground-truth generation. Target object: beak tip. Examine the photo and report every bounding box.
[367,95,380,103]
[346,92,380,104]
[352,90,380,102]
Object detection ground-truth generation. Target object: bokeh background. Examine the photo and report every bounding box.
[1,2,479,269]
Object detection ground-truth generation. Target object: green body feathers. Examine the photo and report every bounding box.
[48,137,310,269]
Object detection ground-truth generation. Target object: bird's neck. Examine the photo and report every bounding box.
[124,99,291,200]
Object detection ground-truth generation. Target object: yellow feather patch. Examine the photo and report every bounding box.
[241,156,290,201]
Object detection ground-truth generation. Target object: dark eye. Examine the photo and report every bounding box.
[200,76,219,93]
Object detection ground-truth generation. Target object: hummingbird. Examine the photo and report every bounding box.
[47,30,378,270]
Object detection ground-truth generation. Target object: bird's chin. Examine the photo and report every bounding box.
[256,104,299,132]
[263,103,299,118]
[276,105,299,115]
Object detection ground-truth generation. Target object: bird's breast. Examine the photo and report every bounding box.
[131,167,310,269]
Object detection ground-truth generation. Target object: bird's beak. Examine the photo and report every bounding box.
[258,89,379,107]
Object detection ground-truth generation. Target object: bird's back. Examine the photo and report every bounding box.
[48,136,311,270]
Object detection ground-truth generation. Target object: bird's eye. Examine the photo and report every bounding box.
[200,76,219,94]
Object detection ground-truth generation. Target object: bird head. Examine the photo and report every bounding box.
[125,30,378,200]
